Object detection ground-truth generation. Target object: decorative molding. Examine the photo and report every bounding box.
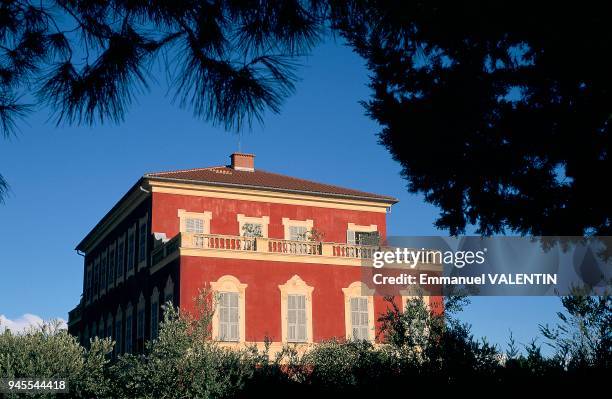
[347,223,377,232]
[278,275,314,343]
[342,282,375,341]
[178,209,212,233]
[210,275,248,343]
[149,181,393,213]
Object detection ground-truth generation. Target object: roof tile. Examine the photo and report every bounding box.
[145,166,397,202]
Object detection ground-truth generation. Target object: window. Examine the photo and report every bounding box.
[137,309,145,340]
[210,276,247,342]
[350,298,369,340]
[164,276,174,305]
[355,231,379,245]
[346,223,378,245]
[150,301,159,339]
[86,264,92,303]
[114,307,122,355]
[282,218,314,241]
[178,209,212,234]
[279,275,313,343]
[289,226,307,241]
[127,225,135,274]
[93,257,100,300]
[83,326,89,347]
[342,282,375,341]
[237,214,269,237]
[116,235,125,283]
[138,215,148,268]
[218,292,239,341]
[287,294,307,342]
[125,304,133,353]
[106,315,113,339]
[185,218,204,233]
[242,222,262,237]
[150,287,160,339]
[108,245,115,289]
[100,251,107,295]
[137,293,145,345]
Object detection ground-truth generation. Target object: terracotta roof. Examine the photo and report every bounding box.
[145,166,397,203]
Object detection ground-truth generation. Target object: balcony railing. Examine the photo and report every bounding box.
[151,234,181,265]
[187,233,257,251]
[151,232,384,265]
[150,232,444,271]
[267,238,322,255]
[331,243,379,259]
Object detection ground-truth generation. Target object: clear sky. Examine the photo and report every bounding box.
[0,37,561,353]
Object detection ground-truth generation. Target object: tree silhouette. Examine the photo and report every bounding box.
[0,0,324,197]
[2,1,611,240]
[332,1,611,236]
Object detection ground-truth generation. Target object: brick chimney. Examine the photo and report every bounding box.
[230,153,255,172]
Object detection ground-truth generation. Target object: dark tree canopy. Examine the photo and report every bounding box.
[1,1,610,238]
[332,1,612,236]
[0,0,327,201]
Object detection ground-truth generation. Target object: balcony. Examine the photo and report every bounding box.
[68,301,82,327]
[151,232,382,270]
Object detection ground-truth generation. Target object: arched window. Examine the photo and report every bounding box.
[137,293,146,348]
[164,276,174,305]
[115,306,123,355]
[342,282,375,341]
[278,275,314,343]
[150,287,160,339]
[106,313,113,339]
[210,275,247,342]
[125,302,133,353]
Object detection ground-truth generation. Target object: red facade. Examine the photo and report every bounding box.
[68,153,440,352]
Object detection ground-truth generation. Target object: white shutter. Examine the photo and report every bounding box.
[185,218,205,233]
[347,230,356,245]
[350,297,369,340]
[289,226,307,241]
[219,292,239,341]
[288,294,306,342]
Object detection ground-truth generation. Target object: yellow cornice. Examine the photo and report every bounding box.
[148,180,393,213]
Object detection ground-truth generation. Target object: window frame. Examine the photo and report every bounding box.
[93,256,100,301]
[107,242,116,290]
[178,209,212,234]
[282,218,314,241]
[163,276,174,305]
[115,233,126,284]
[210,275,247,343]
[85,263,92,304]
[137,214,148,270]
[342,282,375,341]
[100,249,107,296]
[150,287,160,340]
[346,223,378,245]
[127,223,136,277]
[237,214,269,238]
[279,275,314,343]
[136,293,145,342]
[125,303,133,353]
[115,306,123,355]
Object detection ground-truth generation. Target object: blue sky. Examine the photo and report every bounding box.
[0,38,561,353]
